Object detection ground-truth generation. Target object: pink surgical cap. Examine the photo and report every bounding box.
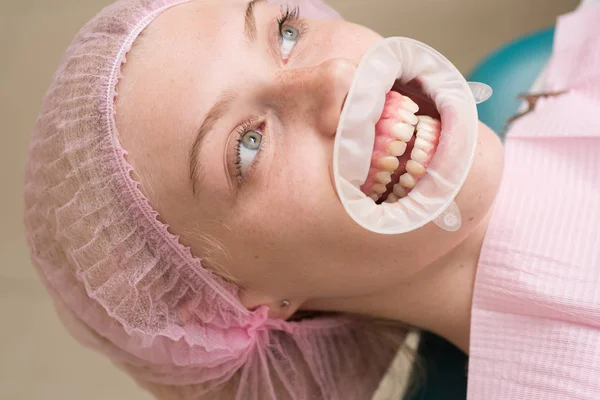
[23,1,404,398]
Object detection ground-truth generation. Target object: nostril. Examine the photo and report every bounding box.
[341,93,348,113]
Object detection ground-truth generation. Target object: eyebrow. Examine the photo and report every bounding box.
[189,0,263,195]
[189,91,236,195]
[244,0,264,43]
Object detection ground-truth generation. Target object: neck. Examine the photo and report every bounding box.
[311,211,492,354]
[388,215,489,353]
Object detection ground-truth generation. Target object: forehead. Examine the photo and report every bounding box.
[114,0,253,207]
[119,0,249,152]
[138,0,246,113]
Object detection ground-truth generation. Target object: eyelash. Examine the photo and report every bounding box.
[234,117,263,183]
[232,7,305,184]
[277,5,301,36]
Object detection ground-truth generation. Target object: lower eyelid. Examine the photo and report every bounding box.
[231,118,268,179]
[269,18,307,63]
[283,23,307,62]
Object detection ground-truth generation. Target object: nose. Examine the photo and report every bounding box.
[274,59,356,136]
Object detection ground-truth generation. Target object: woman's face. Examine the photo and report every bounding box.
[116,0,504,316]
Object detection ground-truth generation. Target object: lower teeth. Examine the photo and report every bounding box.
[406,160,426,177]
[360,91,441,203]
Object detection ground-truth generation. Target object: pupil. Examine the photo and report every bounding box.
[243,131,261,150]
[282,26,297,40]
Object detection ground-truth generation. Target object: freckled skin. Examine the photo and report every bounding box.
[115,0,504,336]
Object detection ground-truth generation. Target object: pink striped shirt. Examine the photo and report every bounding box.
[468,5,600,399]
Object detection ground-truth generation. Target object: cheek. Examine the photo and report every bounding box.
[280,135,338,211]
[232,133,342,249]
[231,135,335,234]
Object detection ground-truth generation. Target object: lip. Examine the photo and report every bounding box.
[332,37,480,234]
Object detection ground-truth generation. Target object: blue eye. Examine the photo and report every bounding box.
[281,25,299,41]
[279,24,299,60]
[236,129,262,176]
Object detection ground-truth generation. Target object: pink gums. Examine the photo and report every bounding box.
[360,91,440,200]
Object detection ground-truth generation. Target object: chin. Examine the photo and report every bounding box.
[455,121,504,230]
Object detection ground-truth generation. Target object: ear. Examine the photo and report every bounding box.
[239,289,304,320]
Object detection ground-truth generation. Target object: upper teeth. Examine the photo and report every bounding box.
[387,141,408,157]
[390,115,441,198]
[372,183,388,194]
[377,156,400,172]
[401,97,420,114]
[398,109,419,125]
[375,171,393,184]
[364,97,441,203]
[392,123,415,142]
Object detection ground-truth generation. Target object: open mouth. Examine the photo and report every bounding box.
[333,37,481,234]
[360,79,442,204]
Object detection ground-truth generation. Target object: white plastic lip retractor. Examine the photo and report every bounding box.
[332,37,492,235]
